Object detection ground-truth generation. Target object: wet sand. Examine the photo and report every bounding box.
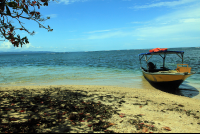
[0,85,200,133]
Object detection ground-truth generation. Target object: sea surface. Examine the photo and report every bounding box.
[0,47,200,99]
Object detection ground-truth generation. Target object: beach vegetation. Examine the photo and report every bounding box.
[0,0,53,47]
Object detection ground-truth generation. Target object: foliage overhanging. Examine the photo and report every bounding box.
[0,0,53,47]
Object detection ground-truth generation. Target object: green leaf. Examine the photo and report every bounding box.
[6,5,11,15]
[23,7,28,14]
[44,2,48,6]
[7,2,17,7]
[0,1,5,12]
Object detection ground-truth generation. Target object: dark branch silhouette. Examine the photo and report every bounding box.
[0,0,53,47]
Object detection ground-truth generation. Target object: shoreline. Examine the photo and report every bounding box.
[0,85,200,133]
[1,73,200,99]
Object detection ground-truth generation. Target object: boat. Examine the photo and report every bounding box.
[139,48,195,89]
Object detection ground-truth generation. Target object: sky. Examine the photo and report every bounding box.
[0,0,200,52]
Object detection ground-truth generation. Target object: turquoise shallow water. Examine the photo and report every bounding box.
[0,48,200,99]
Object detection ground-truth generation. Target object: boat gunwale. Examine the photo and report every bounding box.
[140,67,195,76]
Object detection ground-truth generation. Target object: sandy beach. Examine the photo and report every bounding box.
[0,85,200,133]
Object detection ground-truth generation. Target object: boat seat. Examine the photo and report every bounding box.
[159,70,178,73]
[176,64,191,73]
[169,70,178,73]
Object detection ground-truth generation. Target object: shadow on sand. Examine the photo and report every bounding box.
[148,81,199,98]
[140,75,199,98]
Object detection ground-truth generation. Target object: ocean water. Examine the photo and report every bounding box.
[0,47,200,99]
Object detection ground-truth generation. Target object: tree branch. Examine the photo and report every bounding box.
[0,0,53,47]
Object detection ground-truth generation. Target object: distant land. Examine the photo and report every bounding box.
[0,47,199,54]
[0,51,53,55]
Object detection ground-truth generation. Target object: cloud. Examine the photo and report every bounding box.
[131,6,200,43]
[134,21,200,38]
[180,18,200,23]
[154,4,200,23]
[130,21,150,25]
[59,0,89,5]
[23,43,35,49]
[0,42,12,49]
[65,1,200,48]
[132,0,198,9]
[13,43,35,49]
[87,3,200,42]
[68,30,77,32]
[131,21,143,24]
[67,30,128,40]
[0,41,37,52]
[46,14,57,18]
[85,29,111,34]
[87,32,121,39]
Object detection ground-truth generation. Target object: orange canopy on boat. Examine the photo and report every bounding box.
[149,48,168,53]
